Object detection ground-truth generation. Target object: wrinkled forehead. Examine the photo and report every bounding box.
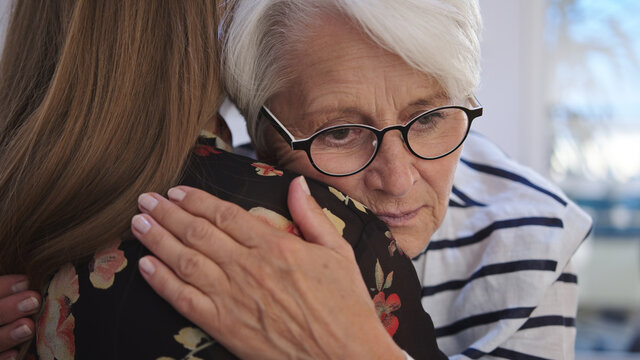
[275,12,469,112]
[270,16,449,114]
[277,4,476,99]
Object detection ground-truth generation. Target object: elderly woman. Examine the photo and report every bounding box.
[133,0,592,358]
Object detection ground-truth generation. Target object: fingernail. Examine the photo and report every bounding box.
[11,280,28,293]
[298,176,310,195]
[168,187,186,202]
[138,193,158,212]
[10,324,32,341]
[139,257,156,276]
[132,214,152,234]
[17,296,39,313]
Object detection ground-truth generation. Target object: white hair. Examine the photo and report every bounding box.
[221,0,482,159]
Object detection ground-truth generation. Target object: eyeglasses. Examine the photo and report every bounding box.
[260,96,483,177]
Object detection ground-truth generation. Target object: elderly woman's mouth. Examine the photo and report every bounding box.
[374,207,422,227]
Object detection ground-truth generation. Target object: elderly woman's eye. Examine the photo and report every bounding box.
[315,127,364,148]
[419,111,445,122]
[325,127,362,141]
[328,128,351,140]
[414,112,442,128]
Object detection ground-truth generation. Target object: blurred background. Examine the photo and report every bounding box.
[2,0,638,358]
[477,1,640,358]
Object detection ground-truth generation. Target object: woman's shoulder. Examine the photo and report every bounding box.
[184,137,389,244]
[185,137,413,275]
[182,137,445,359]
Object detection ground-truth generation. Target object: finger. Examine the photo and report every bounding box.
[0,276,29,299]
[287,176,353,256]
[165,186,292,249]
[0,318,35,354]
[0,292,41,326]
[137,193,243,265]
[131,213,225,294]
[137,256,223,337]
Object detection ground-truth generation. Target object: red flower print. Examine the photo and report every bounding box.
[89,241,128,289]
[248,207,300,236]
[37,263,79,360]
[370,259,400,336]
[373,291,401,336]
[251,162,283,176]
[193,144,222,156]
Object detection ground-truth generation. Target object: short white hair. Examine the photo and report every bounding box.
[221,0,482,158]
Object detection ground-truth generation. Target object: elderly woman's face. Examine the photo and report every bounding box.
[267,16,461,257]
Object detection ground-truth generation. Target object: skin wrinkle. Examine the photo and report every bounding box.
[266,15,460,257]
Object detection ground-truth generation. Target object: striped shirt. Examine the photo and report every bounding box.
[412,132,592,359]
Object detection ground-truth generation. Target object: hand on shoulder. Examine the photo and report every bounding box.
[131,178,406,360]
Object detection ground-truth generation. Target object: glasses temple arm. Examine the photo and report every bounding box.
[260,106,296,146]
[469,94,483,117]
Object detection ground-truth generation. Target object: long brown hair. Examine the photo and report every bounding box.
[0,0,222,290]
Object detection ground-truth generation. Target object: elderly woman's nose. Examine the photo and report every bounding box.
[364,133,417,196]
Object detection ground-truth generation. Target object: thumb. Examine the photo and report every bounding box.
[287,176,352,255]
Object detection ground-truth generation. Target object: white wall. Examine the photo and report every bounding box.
[475,0,550,176]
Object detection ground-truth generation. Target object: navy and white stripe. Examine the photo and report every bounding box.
[412,132,592,359]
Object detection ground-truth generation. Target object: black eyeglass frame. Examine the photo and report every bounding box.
[260,96,483,177]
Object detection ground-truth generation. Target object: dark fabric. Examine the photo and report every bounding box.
[29,137,445,360]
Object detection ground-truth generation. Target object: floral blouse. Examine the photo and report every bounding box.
[29,137,445,360]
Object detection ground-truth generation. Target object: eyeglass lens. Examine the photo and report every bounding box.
[309,107,469,175]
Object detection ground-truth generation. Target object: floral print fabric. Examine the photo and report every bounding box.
[36,264,79,360]
[88,242,128,289]
[30,137,444,360]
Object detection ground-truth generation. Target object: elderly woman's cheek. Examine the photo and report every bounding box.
[432,151,460,217]
[404,152,461,255]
